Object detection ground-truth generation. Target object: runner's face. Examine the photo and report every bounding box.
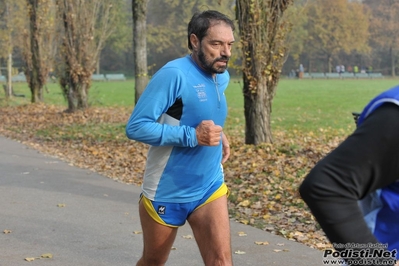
[192,22,235,74]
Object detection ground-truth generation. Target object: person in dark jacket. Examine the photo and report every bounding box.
[300,85,399,266]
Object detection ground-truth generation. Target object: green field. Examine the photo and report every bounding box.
[4,78,399,133]
[7,81,136,108]
[267,78,398,132]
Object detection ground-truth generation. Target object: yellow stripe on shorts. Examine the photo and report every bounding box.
[195,182,229,211]
[140,195,178,228]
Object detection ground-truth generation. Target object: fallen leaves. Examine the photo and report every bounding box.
[254,241,269,245]
[273,249,289,253]
[24,253,53,261]
[225,131,339,250]
[0,104,344,251]
[234,250,246,255]
[237,231,247,237]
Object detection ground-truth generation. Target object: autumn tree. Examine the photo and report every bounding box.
[305,0,370,73]
[23,0,56,103]
[364,0,399,77]
[236,0,293,144]
[55,0,118,112]
[132,0,149,103]
[146,0,236,72]
[0,0,25,98]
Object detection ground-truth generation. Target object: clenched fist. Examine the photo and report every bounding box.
[196,120,223,146]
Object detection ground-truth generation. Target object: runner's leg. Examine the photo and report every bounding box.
[136,200,178,266]
[188,195,232,266]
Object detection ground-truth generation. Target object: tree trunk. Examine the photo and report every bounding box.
[327,54,333,73]
[96,57,100,75]
[67,90,75,112]
[132,0,149,104]
[6,53,12,98]
[78,83,88,109]
[27,0,43,103]
[243,75,273,144]
[61,77,89,111]
[66,78,76,112]
[390,46,396,77]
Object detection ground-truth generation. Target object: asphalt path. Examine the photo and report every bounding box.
[0,135,323,266]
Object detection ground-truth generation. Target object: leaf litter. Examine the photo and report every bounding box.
[0,104,350,251]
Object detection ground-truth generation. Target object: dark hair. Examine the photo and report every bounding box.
[187,10,235,51]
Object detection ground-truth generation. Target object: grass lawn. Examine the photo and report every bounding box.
[4,78,399,134]
[225,78,399,134]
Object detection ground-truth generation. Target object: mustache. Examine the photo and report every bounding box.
[215,56,229,62]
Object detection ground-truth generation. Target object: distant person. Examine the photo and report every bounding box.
[299,64,304,79]
[336,65,341,73]
[347,65,353,73]
[340,65,345,74]
[126,10,235,266]
[361,67,366,74]
[353,65,359,74]
[300,85,399,266]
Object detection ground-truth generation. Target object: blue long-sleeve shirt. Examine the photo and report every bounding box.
[126,55,230,203]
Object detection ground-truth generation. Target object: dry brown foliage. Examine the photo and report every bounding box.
[0,103,349,250]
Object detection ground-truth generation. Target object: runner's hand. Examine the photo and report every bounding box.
[196,120,222,146]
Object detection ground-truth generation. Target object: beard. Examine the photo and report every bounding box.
[198,48,229,74]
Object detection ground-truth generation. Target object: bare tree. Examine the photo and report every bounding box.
[56,0,116,111]
[23,0,56,103]
[0,0,25,98]
[236,0,293,144]
[132,0,149,103]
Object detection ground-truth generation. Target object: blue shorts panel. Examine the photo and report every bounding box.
[141,180,228,227]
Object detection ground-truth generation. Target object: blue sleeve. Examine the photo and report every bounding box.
[125,67,198,147]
